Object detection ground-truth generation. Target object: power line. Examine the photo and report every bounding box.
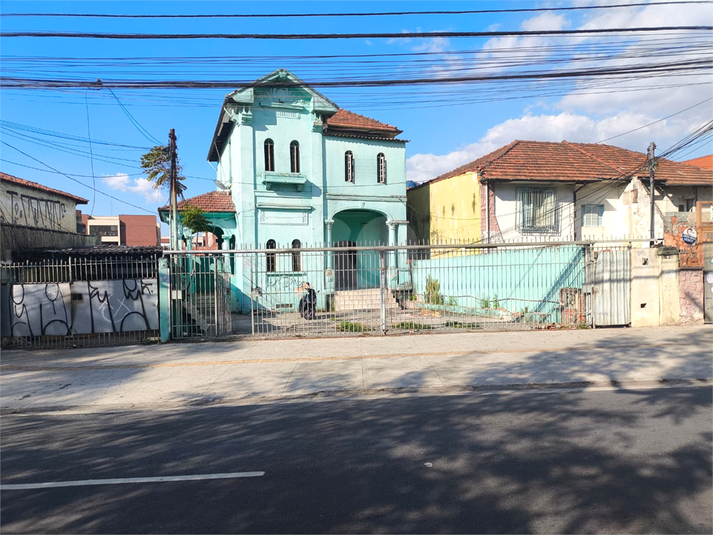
[4,57,709,89]
[596,96,713,143]
[2,26,710,40]
[2,2,708,18]
[104,86,162,145]
[1,140,157,214]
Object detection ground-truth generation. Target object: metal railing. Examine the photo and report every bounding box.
[205,239,636,338]
[167,253,232,340]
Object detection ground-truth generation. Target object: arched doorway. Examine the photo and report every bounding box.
[332,210,387,290]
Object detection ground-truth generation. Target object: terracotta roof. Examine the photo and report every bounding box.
[325,109,402,136]
[0,171,89,204]
[683,154,713,169]
[324,132,408,142]
[417,140,713,187]
[159,191,235,213]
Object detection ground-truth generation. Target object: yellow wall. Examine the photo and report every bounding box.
[422,172,481,243]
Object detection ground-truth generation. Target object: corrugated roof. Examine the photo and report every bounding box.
[0,171,89,204]
[416,140,713,188]
[159,191,235,213]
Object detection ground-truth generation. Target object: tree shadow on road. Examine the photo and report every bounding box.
[2,383,711,533]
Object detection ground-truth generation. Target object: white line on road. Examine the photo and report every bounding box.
[0,471,265,490]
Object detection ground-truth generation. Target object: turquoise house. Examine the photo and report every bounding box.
[190,70,409,313]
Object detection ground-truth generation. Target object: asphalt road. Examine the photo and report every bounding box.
[1,385,711,534]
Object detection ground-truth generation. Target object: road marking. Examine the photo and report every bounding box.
[0,471,265,490]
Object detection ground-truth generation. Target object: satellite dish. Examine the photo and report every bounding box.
[214,179,230,191]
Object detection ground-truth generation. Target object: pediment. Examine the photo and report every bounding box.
[228,69,338,114]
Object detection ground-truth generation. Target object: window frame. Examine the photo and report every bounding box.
[266,239,276,273]
[264,139,275,172]
[377,153,386,184]
[291,239,301,272]
[581,204,604,227]
[517,187,558,233]
[290,140,300,174]
[345,151,355,182]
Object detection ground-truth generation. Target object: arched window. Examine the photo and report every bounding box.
[377,153,386,184]
[292,239,301,271]
[345,151,354,182]
[290,141,300,173]
[264,139,275,172]
[266,239,276,273]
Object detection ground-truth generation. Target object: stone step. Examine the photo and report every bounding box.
[334,289,400,311]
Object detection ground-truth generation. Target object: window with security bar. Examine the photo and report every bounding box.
[517,187,558,233]
[582,204,604,227]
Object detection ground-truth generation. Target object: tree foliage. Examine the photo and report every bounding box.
[180,204,213,235]
[140,144,186,195]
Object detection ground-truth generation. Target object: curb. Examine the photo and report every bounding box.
[2,378,710,416]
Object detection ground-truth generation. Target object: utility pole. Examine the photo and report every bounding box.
[647,142,656,246]
[169,128,179,250]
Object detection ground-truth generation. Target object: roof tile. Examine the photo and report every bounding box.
[0,171,89,204]
[160,191,235,213]
[325,109,402,135]
[418,140,712,187]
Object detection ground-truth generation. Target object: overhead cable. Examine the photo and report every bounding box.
[2,26,711,40]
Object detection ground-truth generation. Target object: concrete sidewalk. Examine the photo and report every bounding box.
[1,326,711,412]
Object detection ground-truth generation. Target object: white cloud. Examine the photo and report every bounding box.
[102,173,165,204]
[405,2,713,183]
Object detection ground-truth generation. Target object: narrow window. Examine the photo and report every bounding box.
[292,239,301,271]
[377,153,386,184]
[266,239,276,273]
[264,139,275,172]
[290,141,300,173]
[345,151,354,182]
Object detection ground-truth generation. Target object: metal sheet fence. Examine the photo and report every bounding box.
[1,255,160,349]
[246,241,596,338]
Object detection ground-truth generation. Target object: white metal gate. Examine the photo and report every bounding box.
[592,248,631,326]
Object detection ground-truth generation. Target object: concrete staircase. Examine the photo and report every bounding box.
[334,288,400,312]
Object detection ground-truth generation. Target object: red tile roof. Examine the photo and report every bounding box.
[325,109,402,136]
[0,171,89,204]
[419,140,712,187]
[683,154,713,170]
[160,191,235,213]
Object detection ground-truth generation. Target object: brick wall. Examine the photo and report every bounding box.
[679,268,704,324]
[119,215,160,246]
[664,213,701,267]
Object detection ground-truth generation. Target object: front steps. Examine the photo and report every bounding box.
[334,288,400,311]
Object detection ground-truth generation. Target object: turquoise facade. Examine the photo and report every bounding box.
[207,70,409,313]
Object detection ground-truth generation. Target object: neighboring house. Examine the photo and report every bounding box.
[163,69,409,312]
[408,140,713,244]
[80,214,161,246]
[0,172,96,260]
[684,154,713,170]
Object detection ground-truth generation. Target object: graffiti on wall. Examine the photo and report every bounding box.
[7,190,67,231]
[2,279,158,337]
[73,279,158,333]
[6,283,72,337]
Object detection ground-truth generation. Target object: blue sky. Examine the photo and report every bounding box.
[1,1,711,227]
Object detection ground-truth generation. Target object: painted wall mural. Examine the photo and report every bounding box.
[2,279,158,337]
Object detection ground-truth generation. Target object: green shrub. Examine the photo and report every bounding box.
[425,276,444,305]
[393,321,433,330]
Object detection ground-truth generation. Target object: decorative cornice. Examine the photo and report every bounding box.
[325,193,406,203]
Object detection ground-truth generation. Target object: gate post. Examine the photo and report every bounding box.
[158,257,171,342]
[379,250,387,334]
